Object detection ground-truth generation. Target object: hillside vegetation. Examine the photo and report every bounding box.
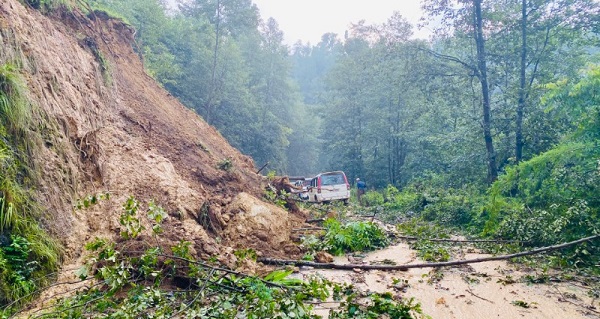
[0,0,599,318]
[0,0,307,314]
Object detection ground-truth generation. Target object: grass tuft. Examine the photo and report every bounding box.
[0,63,30,135]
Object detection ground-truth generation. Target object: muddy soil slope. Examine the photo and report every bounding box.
[0,0,301,264]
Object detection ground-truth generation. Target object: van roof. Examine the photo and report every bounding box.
[315,171,346,177]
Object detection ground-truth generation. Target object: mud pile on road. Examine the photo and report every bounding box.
[0,0,302,265]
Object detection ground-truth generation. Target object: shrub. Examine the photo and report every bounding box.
[321,219,389,256]
[495,200,600,267]
[217,158,233,171]
[479,139,600,268]
[485,142,600,238]
[383,186,424,213]
[384,185,482,229]
[421,192,477,227]
[491,143,599,210]
[361,190,384,207]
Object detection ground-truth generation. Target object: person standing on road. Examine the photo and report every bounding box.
[356,178,366,205]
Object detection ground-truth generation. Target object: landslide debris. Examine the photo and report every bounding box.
[0,0,303,270]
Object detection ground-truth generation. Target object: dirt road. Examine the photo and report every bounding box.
[294,242,599,318]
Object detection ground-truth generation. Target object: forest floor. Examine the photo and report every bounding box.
[292,229,600,319]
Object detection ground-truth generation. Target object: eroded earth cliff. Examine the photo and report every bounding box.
[0,0,302,268]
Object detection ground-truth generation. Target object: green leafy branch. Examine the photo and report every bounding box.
[302,219,390,257]
[4,197,425,319]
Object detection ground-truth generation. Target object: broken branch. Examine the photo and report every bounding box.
[394,235,528,244]
[259,234,600,271]
[292,227,325,232]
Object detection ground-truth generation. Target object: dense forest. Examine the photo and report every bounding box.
[89,0,599,266]
[89,0,598,186]
[1,0,600,317]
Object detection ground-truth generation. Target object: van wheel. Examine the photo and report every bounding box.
[343,199,349,205]
[314,195,318,202]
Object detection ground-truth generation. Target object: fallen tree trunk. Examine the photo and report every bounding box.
[292,227,325,232]
[259,234,600,271]
[394,235,527,244]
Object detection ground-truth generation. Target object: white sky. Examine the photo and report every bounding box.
[252,0,430,45]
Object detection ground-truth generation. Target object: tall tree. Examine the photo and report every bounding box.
[422,0,498,182]
[178,0,261,125]
[510,0,599,162]
[473,0,497,182]
[515,0,527,163]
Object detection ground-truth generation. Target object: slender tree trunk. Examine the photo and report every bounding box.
[473,0,498,183]
[516,0,527,163]
[206,0,222,125]
[388,98,402,186]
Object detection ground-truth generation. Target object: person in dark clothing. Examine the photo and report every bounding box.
[356,178,366,204]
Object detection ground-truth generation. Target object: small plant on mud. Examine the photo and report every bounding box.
[511,300,537,308]
[217,158,233,171]
[589,286,600,299]
[266,170,277,181]
[264,188,288,208]
[119,196,144,239]
[74,192,110,210]
[233,248,257,266]
[412,240,451,262]
[396,219,455,262]
[147,200,167,234]
[424,269,445,285]
[300,234,328,260]
[302,219,389,256]
[397,219,451,239]
[330,290,426,319]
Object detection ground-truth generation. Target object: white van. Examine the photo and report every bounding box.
[306,171,350,204]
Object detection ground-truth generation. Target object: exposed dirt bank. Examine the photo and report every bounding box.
[0,0,303,267]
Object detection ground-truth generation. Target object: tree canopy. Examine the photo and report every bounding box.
[91,0,599,190]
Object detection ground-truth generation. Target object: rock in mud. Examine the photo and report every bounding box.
[315,251,334,263]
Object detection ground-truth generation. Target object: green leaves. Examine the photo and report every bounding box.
[307,219,390,256]
[0,199,15,233]
[74,192,110,210]
[263,269,302,286]
[13,194,425,318]
[0,116,59,309]
[147,200,167,234]
[117,197,170,239]
[119,196,143,239]
[217,158,233,172]
[0,63,30,135]
[330,291,424,319]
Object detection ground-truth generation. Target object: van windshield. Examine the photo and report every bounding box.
[321,174,345,186]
